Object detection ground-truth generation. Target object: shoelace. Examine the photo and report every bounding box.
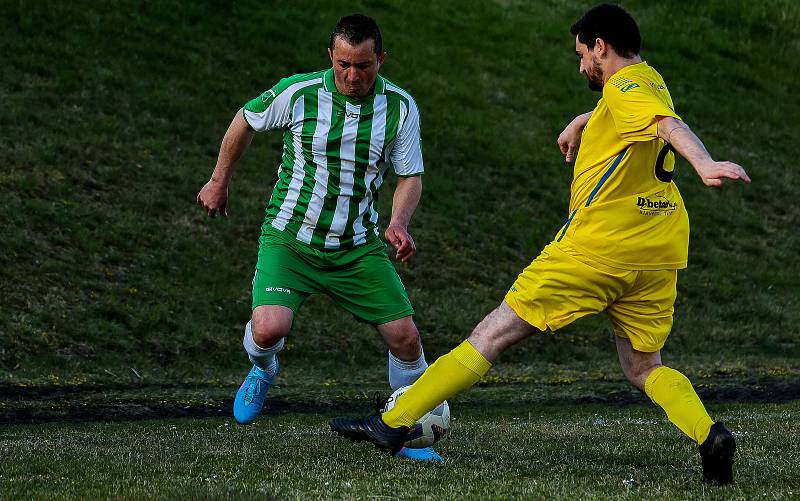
[371,391,389,415]
[243,376,265,405]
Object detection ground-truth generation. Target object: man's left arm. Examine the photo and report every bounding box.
[557,111,593,163]
[657,116,751,187]
[387,94,424,263]
[386,175,422,263]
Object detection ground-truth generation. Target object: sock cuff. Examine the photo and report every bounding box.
[695,419,714,445]
[451,340,492,376]
[244,321,285,353]
[644,365,669,397]
[388,350,426,371]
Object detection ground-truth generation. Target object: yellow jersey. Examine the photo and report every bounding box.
[554,61,689,270]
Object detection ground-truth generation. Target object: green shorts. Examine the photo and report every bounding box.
[251,226,415,325]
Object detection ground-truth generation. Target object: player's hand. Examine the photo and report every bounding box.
[694,160,751,187]
[385,224,416,263]
[196,178,229,217]
[557,117,587,163]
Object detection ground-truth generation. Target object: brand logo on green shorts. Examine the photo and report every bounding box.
[265,287,291,294]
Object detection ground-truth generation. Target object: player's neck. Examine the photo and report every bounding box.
[602,55,643,85]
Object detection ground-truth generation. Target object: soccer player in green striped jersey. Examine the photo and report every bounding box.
[196,14,440,461]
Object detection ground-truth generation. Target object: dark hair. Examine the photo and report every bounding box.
[570,4,640,58]
[329,14,382,54]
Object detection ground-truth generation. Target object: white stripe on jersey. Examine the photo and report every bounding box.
[245,78,322,132]
[352,95,387,246]
[271,95,306,232]
[386,83,411,132]
[385,83,424,176]
[369,163,390,227]
[325,101,361,249]
[297,89,334,244]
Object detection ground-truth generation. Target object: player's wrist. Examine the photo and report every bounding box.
[692,158,715,175]
[209,175,230,187]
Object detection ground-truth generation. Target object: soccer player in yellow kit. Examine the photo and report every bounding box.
[330,4,750,485]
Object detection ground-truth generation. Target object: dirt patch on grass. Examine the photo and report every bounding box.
[1,377,798,425]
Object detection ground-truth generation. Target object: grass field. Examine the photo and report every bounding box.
[2,403,799,499]
[2,0,799,498]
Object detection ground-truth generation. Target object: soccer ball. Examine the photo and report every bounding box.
[383,385,450,448]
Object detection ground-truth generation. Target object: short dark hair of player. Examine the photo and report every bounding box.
[570,4,641,58]
[330,14,382,54]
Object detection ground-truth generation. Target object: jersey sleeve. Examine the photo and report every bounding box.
[389,98,424,176]
[603,79,680,142]
[242,78,294,132]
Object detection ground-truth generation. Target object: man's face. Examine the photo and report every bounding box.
[576,36,604,92]
[328,37,385,98]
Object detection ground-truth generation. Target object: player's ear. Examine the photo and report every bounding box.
[594,37,606,56]
[377,51,386,66]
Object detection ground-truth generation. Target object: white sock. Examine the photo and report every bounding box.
[242,320,284,377]
[388,350,428,390]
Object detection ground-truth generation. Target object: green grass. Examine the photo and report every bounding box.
[2,398,798,499]
[2,363,798,497]
[2,0,799,377]
[2,0,799,497]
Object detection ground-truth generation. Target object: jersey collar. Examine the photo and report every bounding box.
[614,60,649,77]
[323,68,386,100]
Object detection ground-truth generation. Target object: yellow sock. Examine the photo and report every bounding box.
[644,366,714,444]
[383,340,492,428]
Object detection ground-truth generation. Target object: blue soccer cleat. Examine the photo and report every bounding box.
[395,446,443,462]
[233,361,279,425]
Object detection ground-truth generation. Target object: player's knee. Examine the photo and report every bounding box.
[398,325,422,351]
[251,316,290,348]
[625,362,662,392]
[388,323,422,359]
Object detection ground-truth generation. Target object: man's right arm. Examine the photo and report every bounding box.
[657,116,751,187]
[196,109,255,217]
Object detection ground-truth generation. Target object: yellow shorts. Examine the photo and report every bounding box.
[504,242,677,352]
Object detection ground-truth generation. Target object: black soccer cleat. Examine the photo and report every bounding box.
[329,415,409,455]
[699,422,736,485]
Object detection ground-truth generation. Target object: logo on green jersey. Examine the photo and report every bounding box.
[336,110,360,119]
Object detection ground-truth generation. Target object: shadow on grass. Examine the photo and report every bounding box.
[1,377,798,425]
[0,382,348,425]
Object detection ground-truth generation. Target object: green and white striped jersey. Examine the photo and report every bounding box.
[243,68,424,250]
